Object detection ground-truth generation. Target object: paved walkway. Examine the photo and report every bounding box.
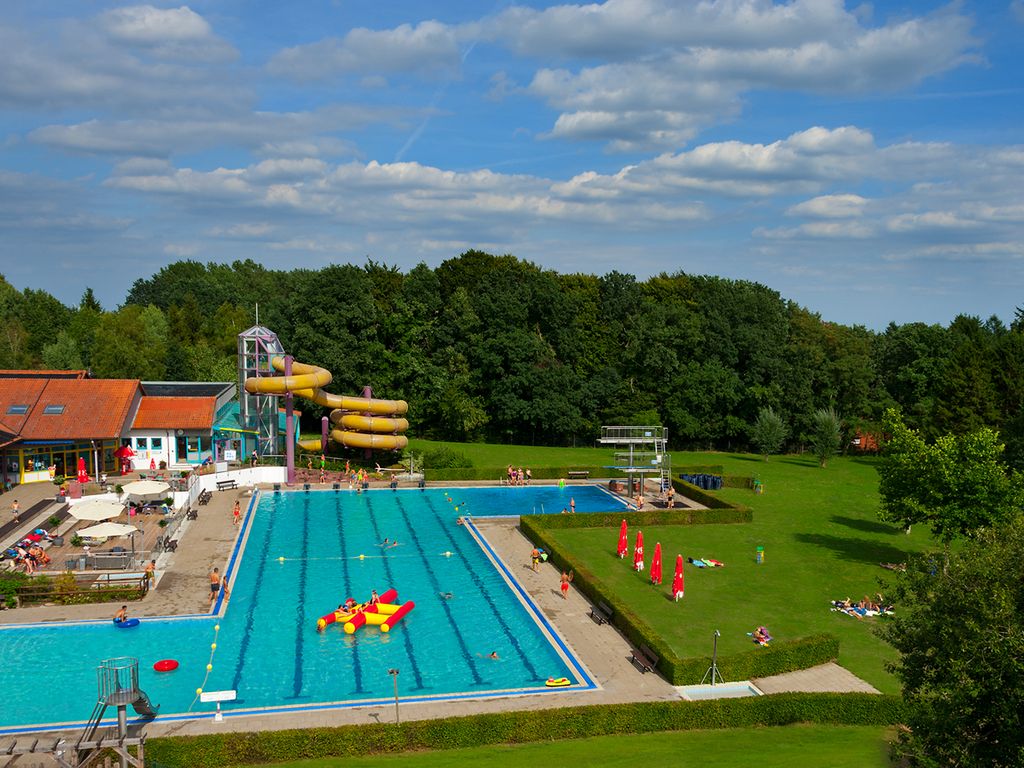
[753,663,880,694]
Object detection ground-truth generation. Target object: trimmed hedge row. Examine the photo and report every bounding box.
[427,466,629,481]
[146,693,905,767]
[523,507,752,529]
[520,511,836,686]
[671,478,740,509]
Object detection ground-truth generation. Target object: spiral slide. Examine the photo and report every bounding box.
[244,357,409,450]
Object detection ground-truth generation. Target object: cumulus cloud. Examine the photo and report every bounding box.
[496,0,979,149]
[268,21,460,81]
[30,106,405,157]
[99,5,237,61]
[788,194,869,218]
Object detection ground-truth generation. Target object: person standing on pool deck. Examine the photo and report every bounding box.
[570,497,575,514]
[560,570,574,599]
[232,499,241,525]
[209,568,222,605]
[10,499,19,524]
[144,559,156,585]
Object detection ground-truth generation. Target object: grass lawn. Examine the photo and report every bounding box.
[411,441,935,693]
[258,725,894,768]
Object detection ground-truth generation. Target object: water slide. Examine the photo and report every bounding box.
[244,357,409,451]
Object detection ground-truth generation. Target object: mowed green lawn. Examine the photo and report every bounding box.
[412,441,934,693]
[547,454,931,693]
[260,725,893,768]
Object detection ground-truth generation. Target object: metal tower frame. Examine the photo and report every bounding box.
[237,325,285,458]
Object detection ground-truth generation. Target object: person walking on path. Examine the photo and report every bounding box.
[10,499,19,524]
[560,570,574,599]
[570,497,575,514]
[232,500,241,526]
[531,547,541,572]
[144,559,156,586]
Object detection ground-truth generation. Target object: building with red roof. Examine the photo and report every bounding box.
[0,372,240,488]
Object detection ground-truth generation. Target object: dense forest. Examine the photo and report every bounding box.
[2,252,1022,466]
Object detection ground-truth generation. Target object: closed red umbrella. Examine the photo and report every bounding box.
[633,530,644,572]
[672,555,685,601]
[617,519,628,558]
[651,542,663,585]
[77,456,90,483]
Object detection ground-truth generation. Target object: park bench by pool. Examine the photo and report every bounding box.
[567,470,590,479]
[216,479,238,491]
[589,600,613,626]
[630,643,659,674]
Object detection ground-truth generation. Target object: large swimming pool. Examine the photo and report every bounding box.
[0,485,621,731]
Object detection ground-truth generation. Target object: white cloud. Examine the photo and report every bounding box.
[163,242,199,257]
[268,21,460,81]
[207,223,274,238]
[788,194,869,218]
[30,106,403,157]
[99,5,236,61]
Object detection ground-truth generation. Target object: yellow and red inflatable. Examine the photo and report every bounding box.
[316,588,414,634]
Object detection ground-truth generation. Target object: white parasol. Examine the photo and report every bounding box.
[77,522,138,538]
[121,480,170,500]
[69,500,125,522]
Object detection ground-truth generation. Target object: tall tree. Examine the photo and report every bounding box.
[881,518,1024,767]
[809,407,842,467]
[878,408,1023,546]
[750,407,788,460]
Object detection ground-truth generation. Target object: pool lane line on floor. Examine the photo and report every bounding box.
[332,491,366,694]
[365,495,426,692]
[420,495,541,680]
[393,493,484,687]
[463,519,598,693]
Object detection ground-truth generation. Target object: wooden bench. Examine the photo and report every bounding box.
[589,600,613,626]
[567,470,590,479]
[198,489,213,505]
[630,643,659,673]
[216,479,238,491]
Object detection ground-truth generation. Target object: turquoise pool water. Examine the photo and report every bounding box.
[0,485,615,731]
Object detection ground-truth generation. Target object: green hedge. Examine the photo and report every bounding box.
[722,474,754,489]
[676,465,725,475]
[524,507,752,529]
[671,478,741,509]
[427,466,629,481]
[146,693,904,767]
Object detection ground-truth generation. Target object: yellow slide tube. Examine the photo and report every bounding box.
[244,356,409,450]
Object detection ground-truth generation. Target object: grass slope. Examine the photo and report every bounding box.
[264,725,893,768]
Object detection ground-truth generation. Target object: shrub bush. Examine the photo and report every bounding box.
[146,693,905,767]
[422,446,474,469]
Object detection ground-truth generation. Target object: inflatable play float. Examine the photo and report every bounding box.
[545,677,571,687]
[114,618,140,629]
[153,659,179,672]
[316,588,414,634]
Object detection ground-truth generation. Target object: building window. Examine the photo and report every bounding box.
[151,437,163,451]
[6,405,28,415]
[135,437,149,450]
[42,405,66,415]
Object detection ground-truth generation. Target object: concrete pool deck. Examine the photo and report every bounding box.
[0,481,877,742]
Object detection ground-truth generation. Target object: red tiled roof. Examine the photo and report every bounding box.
[0,379,47,434]
[133,396,216,431]
[20,379,140,440]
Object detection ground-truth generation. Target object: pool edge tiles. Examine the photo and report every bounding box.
[463,519,598,694]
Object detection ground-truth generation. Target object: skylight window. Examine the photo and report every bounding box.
[6,405,28,415]
[42,404,66,415]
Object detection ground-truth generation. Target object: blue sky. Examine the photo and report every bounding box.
[1,0,1022,328]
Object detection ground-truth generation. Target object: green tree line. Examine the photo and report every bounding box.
[2,252,1022,462]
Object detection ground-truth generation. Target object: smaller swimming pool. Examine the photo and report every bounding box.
[416,484,626,517]
[677,682,763,700]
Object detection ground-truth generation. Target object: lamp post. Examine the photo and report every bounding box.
[387,668,400,724]
[701,630,724,686]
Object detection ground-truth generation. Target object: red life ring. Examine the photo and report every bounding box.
[153,659,179,672]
